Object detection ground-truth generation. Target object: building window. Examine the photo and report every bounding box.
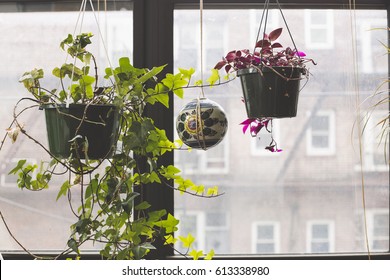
[357,210,389,252]
[175,128,229,174]
[174,8,388,256]
[358,19,388,74]
[250,119,281,156]
[252,222,280,254]
[304,10,334,49]
[362,111,389,172]
[307,221,335,253]
[371,212,389,251]
[176,211,229,253]
[306,110,335,156]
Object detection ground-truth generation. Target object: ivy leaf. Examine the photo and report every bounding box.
[179,233,195,248]
[148,209,167,222]
[207,186,218,196]
[207,69,220,86]
[67,238,79,254]
[56,180,71,201]
[189,249,203,260]
[132,245,148,260]
[204,249,215,260]
[156,213,179,233]
[136,65,166,85]
[135,201,151,210]
[164,234,178,245]
[8,159,26,175]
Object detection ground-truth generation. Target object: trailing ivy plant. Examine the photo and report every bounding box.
[2,33,219,260]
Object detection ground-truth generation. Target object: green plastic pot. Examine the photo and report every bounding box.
[237,67,304,119]
[42,104,120,159]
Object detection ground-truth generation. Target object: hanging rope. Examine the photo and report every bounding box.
[66,0,116,107]
[254,0,301,60]
[195,0,207,150]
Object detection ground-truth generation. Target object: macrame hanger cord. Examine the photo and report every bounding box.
[274,0,301,58]
[254,0,270,54]
[254,0,301,60]
[66,0,116,107]
[66,0,88,107]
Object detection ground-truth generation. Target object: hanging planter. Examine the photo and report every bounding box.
[43,103,120,159]
[237,66,304,119]
[213,0,316,152]
[176,98,228,150]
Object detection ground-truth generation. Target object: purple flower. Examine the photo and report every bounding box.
[240,118,282,153]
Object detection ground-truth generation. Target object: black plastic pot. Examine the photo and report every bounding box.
[42,104,120,159]
[237,67,304,118]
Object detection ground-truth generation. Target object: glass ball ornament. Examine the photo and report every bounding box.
[176,97,228,150]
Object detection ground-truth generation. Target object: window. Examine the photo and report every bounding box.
[307,221,335,253]
[306,110,335,155]
[357,210,389,252]
[176,211,230,253]
[304,10,334,49]
[175,137,229,174]
[371,212,390,251]
[252,222,280,254]
[362,111,389,172]
[0,1,133,251]
[358,19,388,74]
[174,8,388,256]
[0,1,388,260]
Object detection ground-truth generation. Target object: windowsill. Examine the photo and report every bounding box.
[1,250,389,260]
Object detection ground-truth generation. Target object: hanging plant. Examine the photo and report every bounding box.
[214,27,316,152]
[2,32,219,260]
[214,25,316,152]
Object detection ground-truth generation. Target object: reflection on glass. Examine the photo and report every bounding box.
[0,3,132,250]
[174,9,389,255]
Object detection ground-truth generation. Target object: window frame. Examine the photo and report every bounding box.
[251,221,281,254]
[306,220,335,253]
[0,0,389,260]
[306,110,336,156]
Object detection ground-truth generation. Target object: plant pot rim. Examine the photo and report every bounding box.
[237,66,305,76]
[40,103,118,109]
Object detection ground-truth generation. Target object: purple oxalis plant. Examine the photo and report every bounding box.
[214,27,316,152]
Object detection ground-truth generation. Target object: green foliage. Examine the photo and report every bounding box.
[9,32,221,260]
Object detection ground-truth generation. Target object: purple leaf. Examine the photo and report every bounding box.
[256,39,271,48]
[268,28,283,41]
[224,64,232,73]
[271,42,283,49]
[214,60,226,70]
[225,51,236,62]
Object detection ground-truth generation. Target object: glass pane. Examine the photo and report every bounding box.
[206,212,227,227]
[312,116,329,131]
[312,242,329,253]
[257,225,274,239]
[312,224,329,239]
[257,243,275,253]
[205,231,229,252]
[0,2,133,251]
[312,135,329,148]
[374,214,389,236]
[310,29,328,44]
[174,9,389,255]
